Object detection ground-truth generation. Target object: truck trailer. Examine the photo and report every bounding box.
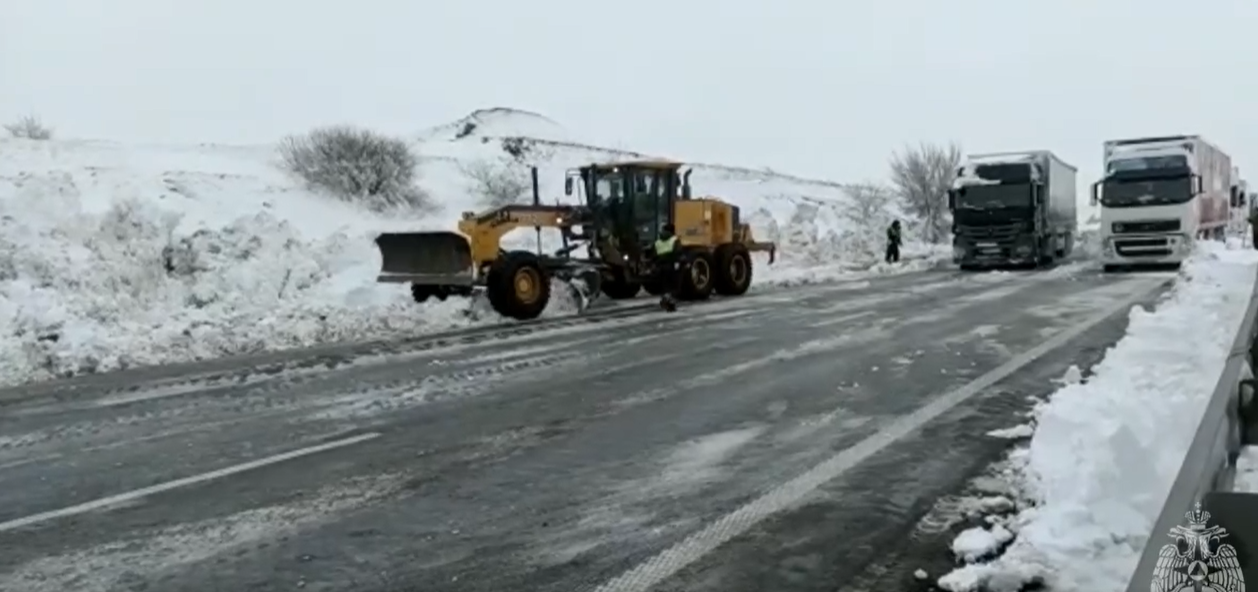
[947,150,1078,270]
[1092,135,1231,270]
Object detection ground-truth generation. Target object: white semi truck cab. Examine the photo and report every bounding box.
[1092,135,1229,270]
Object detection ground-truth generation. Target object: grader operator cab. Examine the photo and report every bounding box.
[374,159,776,320]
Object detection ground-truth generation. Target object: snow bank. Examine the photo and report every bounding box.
[938,241,1258,592]
[0,108,943,387]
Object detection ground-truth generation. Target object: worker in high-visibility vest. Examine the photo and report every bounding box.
[654,224,680,310]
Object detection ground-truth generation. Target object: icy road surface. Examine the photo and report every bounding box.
[0,267,1170,592]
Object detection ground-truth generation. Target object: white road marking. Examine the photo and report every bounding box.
[810,310,877,328]
[591,278,1166,592]
[0,432,380,534]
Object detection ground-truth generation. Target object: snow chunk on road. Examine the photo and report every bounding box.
[1055,364,1084,385]
[952,524,1014,562]
[986,424,1034,439]
[939,242,1258,592]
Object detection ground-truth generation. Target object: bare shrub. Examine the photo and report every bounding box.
[889,141,962,243]
[836,182,897,260]
[277,125,430,211]
[461,157,532,208]
[845,182,895,224]
[4,115,53,140]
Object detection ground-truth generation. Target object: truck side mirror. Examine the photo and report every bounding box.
[1191,174,1203,196]
[564,176,573,196]
[1090,182,1101,206]
[946,189,956,210]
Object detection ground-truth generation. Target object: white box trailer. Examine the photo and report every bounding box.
[1093,135,1232,269]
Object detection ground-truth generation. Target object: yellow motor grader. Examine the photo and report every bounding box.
[374,159,777,320]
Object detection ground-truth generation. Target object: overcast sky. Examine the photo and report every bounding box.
[3,0,1256,184]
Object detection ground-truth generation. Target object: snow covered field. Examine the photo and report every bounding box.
[0,108,945,387]
[938,241,1258,592]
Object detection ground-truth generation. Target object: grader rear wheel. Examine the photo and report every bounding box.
[486,251,551,320]
[713,243,753,296]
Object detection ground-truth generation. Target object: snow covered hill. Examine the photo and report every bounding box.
[0,108,943,386]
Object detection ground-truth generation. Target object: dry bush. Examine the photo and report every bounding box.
[4,115,53,140]
[461,157,532,208]
[278,125,430,210]
[889,141,962,243]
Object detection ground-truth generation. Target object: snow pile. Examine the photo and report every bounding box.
[953,524,1015,562]
[938,241,1258,592]
[0,187,477,383]
[0,108,945,386]
[417,107,571,144]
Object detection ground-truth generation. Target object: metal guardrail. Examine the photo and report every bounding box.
[1125,265,1258,591]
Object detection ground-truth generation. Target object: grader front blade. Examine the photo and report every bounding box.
[375,231,476,285]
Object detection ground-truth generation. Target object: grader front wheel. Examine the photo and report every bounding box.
[486,251,551,320]
[678,250,715,301]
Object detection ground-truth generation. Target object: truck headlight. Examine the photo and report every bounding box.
[1174,235,1193,253]
[953,246,965,260]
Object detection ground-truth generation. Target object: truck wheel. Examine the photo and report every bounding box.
[485,251,551,320]
[713,244,753,296]
[600,269,641,299]
[678,250,716,301]
[1037,240,1054,267]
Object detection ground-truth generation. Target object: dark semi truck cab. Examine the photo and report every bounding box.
[947,150,1078,270]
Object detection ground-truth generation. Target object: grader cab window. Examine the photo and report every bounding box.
[632,170,668,240]
[593,173,625,205]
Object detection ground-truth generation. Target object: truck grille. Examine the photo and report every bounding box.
[1111,219,1179,234]
[1114,237,1172,257]
[955,223,1024,242]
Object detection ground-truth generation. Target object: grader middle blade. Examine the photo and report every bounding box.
[375,231,475,285]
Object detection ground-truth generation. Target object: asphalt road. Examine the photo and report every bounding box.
[0,265,1172,592]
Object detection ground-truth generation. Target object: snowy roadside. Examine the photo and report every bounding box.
[937,242,1258,592]
[751,243,952,289]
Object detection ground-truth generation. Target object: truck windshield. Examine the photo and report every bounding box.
[955,184,1030,209]
[1101,178,1193,208]
[1107,154,1189,174]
